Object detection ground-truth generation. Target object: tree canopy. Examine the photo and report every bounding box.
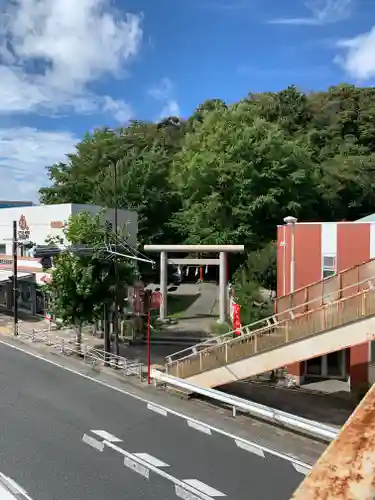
[45,211,136,345]
[40,83,375,325]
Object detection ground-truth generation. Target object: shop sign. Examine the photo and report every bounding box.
[18,215,30,240]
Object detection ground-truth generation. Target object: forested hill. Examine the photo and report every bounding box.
[40,84,375,324]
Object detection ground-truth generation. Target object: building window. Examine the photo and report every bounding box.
[0,244,5,254]
[323,255,336,279]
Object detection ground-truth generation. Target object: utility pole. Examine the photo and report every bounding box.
[104,223,110,365]
[12,220,18,336]
[113,161,120,359]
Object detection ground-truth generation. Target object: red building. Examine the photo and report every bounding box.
[276,216,375,390]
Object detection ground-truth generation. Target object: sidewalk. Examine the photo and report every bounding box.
[221,380,356,427]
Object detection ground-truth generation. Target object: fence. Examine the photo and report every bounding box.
[15,324,144,379]
[276,257,375,318]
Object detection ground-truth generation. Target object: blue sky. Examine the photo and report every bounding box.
[0,0,374,202]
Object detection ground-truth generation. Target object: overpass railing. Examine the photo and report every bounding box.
[166,274,375,379]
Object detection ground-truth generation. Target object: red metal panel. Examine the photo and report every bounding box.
[337,223,370,272]
[350,343,369,389]
[294,223,322,290]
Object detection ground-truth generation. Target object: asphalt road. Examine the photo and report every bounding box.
[0,341,307,500]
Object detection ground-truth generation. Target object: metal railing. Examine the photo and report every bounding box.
[14,326,144,379]
[152,370,338,442]
[291,380,375,499]
[166,275,375,379]
[277,256,375,317]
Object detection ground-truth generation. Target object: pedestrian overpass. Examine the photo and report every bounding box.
[165,258,375,388]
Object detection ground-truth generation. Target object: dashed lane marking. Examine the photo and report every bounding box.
[182,480,226,497]
[102,438,219,500]
[292,463,311,475]
[134,453,170,468]
[147,402,168,416]
[91,430,123,442]
[235,439,266,458]
[82,434,105,452]
[187,420,212,435]
[0,339,314,473]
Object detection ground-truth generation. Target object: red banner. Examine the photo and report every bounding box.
[232,303,241,336]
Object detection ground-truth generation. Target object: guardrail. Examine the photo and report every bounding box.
[14,326,144,379]
[151,370,339,442]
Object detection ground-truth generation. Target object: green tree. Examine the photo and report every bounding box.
[40,122,186,245]
[45,211,136,349]
[170,103,320,249]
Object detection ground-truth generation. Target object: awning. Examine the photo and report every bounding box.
[0,271,34,284]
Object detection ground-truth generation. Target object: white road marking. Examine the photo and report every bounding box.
[0,473,34,500]
[0,339,313,470]
[134,453,170,467]
[124,457,149,479]
[183,479,226,497]
[175,484,202,500]
[82,433,105,452]
[147,402,168,416]
[187,420,212,435]
[235,439,265,458]
[104,440,217,500]
[292,463,311,475]
[91,430,123,442]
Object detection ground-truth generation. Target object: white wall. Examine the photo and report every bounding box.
[71,204,138,247]
[0,204,72,254]
[0,203,138,254]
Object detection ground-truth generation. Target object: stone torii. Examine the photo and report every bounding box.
[143,244,245,323]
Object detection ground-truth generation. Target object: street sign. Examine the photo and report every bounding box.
[151,292,162,309]
[45,311,52,322]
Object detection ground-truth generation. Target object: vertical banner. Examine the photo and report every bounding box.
[232,303,242,336]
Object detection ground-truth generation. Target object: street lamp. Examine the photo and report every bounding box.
[283,216,298,294]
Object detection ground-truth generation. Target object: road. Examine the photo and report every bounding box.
[0,341,308,500]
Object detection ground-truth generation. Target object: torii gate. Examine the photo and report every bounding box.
[143,244,244,323]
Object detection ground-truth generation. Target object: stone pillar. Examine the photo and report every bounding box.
[219,251,227,324]
[160,251,168,321]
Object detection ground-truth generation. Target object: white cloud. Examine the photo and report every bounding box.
[148,78,180,118]
[336,26,375,80]
[269,0,351,26]
[0,0,143,120]
[0,127,78,202]
[101,96,133,123]
[160,100,180,118]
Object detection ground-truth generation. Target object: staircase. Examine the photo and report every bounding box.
[165,258,375,388]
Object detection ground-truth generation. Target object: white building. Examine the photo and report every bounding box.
[0,203,138,254]
[0,204,138,316]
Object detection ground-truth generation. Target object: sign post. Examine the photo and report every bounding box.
[147,291,162,384]
[45,311,52,332]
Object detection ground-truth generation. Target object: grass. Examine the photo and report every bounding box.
[209,321,233,336]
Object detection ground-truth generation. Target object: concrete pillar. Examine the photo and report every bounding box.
[219,251,227,324]
[160,251,168,321]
